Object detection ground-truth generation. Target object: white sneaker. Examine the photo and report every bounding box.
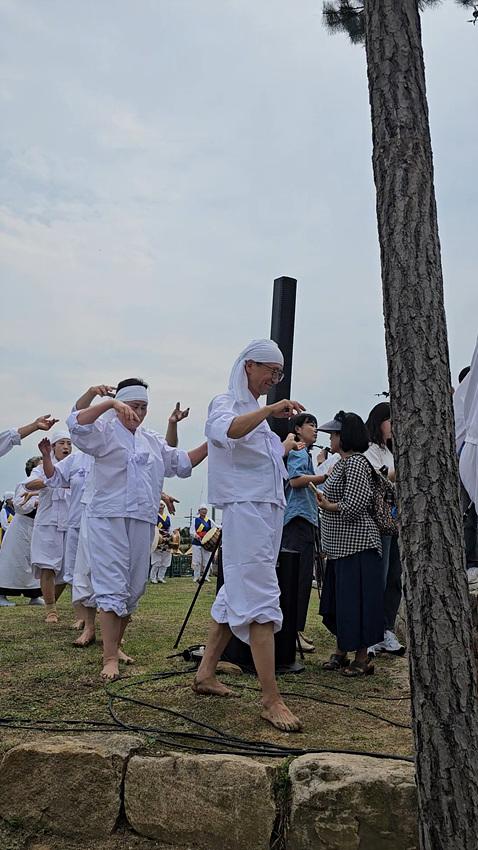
[383,630,406,655]
[150,579,158,584]
[158,578,166,584]
[0,596,15,607]
[204,577,211,583]
[368,640,385,656]
[29,597,45,606]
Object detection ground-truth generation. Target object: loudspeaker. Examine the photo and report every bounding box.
[267,276,297,441]
[218,549,305,675]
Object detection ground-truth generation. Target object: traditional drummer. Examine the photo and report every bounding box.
[193,338,304,733]
[150,500,173,584]
[190,504,218,583]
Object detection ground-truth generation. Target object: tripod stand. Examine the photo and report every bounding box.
[173,531,222,649]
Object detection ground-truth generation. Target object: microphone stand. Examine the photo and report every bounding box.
[173,531,222,649]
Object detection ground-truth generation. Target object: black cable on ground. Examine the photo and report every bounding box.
[0,665,414,764]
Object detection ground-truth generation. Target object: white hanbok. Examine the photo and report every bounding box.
[0,428,21,459]
[207,390,287,644]
[460,337,478,510]
[29,464,70,584]
[44,451,94,584]
[0,484,40,590]
[67,410,192,617]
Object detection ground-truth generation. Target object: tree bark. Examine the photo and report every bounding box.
[363,1,478,847]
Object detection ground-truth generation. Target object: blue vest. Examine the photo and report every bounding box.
[192,516,212,546]
[157,513,171,532]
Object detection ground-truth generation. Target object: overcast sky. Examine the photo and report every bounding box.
[1,0,477,516]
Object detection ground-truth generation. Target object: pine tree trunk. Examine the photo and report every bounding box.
[363,1,478,847]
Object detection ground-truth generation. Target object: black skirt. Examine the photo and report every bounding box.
[319,548,384,652]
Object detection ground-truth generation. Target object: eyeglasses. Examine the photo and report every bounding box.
[253,362,285,383]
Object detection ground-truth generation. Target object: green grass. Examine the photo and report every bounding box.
[0,580,413,759]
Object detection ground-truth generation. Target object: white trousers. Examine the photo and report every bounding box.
[72,512,95,608]
[191,544,210,580]
[31,524,66,585]
[211,501,283,645]
[63,525,80,585]
[150,549,172,581]
[88,517,154,618]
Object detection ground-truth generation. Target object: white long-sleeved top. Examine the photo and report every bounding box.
[206,392,287,508]
[26,464,70,531]
[44,451,94,528]
[67,410,192,524]
[0,428,21,459]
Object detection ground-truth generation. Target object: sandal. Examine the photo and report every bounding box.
[322,653,350,671]
[341,660,374,677]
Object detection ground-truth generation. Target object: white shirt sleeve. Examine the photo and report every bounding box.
[0,428,21,458]
[0,508,9,532]
[205,395,236,450]
[67,410,111,458]
[159,439,192,480]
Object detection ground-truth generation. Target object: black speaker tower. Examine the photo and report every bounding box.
[267,276,297,440]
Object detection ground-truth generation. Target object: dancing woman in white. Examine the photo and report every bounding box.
[26,432,72,622]
[67,377,207,681]
[193,339,304,732]
[0,457,43,607]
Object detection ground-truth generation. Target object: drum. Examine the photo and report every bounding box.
[151,528,170,553]
[201,527,221,552]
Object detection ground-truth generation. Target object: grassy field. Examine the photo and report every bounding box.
[0,579,413,759]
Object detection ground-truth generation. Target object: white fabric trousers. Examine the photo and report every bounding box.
[63,526,80,585]
[191,545,210,580]
[211,501,283,645]
[72,512,95,608]
[31,524,66,585]
[150,549,172,581]
[88,516,154,618]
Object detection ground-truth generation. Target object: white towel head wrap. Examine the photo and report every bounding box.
[50,429,71,445]
[228,339,284,403]
[3,491,14,501]
[115,385,149,404]
[198,503,208,511]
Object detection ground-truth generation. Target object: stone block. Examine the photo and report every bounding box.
[287,753,418,850]
[125,752,276,850]
[0,733,143,838]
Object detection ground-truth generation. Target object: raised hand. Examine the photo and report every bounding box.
[113,400,140,427]
[38,437,52,457]
[169,403,190,424]
[91,384,116,398]
[282,433,305,455]
[35,415,59,432]
[162,492,179,515]
[269,399,305,419]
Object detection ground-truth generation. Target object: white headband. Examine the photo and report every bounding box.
[228,339,284,403]
[50,429,71,445]
[115,386,149,403]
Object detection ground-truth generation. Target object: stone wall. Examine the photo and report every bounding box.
[0,735,418,850]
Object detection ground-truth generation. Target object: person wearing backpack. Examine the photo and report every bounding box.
[315,411,383,677]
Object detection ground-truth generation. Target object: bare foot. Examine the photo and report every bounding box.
[45,611,59,624]
[261,699,302,732]
[73,629,96,647]
[71,619,85,630]
[100,659,120,682]
[118,649,135,665]
[192,675,236,697]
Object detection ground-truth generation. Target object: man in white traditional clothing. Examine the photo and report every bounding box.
[0,415,58,459]
[193,339,305,733]
[190,504,218,583]
[67,377,208,682]
[25,431,72,623]
[457,338,478,555]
